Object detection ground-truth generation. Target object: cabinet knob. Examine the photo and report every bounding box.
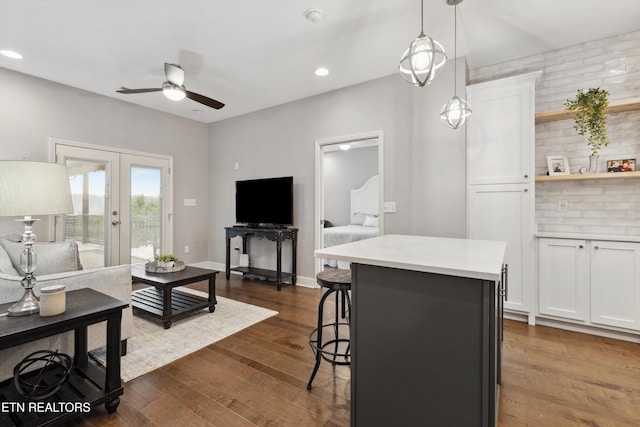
[524,174,529,179]
[579,245,584,249]
[594,246,599,250]
[524,188,528,192]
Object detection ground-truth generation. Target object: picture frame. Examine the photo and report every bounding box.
[605,155,637,173]
[547,155,570,176]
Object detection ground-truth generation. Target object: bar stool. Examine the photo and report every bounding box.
[307,268,351,390]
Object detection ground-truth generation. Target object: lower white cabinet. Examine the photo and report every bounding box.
[469,184,532,314]
[538,238,640,332]
[538,238,588,321]
[590,240,640,330]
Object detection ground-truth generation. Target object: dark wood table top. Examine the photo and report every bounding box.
[131,264,218,286]
[0,288,127,349]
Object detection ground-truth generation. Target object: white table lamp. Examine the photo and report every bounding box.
[0,161,73,316]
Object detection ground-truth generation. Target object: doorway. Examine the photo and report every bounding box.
[314,131,384,276]
[52,140,173,268]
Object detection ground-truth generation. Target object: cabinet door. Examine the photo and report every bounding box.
[538,238,588,321]
[591,241,640,331]
[468,184,532,313]
[467,72,538,185]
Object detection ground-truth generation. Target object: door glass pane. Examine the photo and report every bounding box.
[65,160,108,269]
[130,166,162,264]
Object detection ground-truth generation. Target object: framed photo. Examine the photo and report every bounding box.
[547,155,570,176]
[605,155,637,173]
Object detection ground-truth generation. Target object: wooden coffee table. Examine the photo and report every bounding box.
[131,264,218,329]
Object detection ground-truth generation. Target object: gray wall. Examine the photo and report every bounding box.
[323,146,378,226]
[0,68,210,262]
[208,57,468,282]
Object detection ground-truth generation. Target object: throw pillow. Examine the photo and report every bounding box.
[0,238,83,276]
[363,215,379,228]
[352,212,366,225]
[0,244,20,275]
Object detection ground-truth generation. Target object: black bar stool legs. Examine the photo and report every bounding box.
[307,269,352,390]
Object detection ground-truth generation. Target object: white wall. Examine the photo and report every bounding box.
[470,30,640,236]
[323,146,378,226]
[0,68,211,262]
[208,57,468,281]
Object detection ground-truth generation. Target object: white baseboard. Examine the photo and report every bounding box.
[189,261,318,289]
[504,310,640,343]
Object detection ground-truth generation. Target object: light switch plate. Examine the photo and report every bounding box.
[383,202,397,213]
[184,199,196,207]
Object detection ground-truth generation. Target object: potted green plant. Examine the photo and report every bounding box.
[155,253,177,268]
[564,88,610,173]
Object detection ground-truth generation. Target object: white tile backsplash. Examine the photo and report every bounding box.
[471,30,640,237]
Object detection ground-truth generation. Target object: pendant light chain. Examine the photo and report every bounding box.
[440,0,471,129]
[453,4,457,95]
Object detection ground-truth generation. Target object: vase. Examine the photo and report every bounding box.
[579,155,599,174]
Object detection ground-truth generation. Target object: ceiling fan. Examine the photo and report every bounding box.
[117,63,225,109]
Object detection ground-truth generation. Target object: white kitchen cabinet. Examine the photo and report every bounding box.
[467,72,540,186]
[538,238,588,321]
[467,72,540,318]
[468,184,532,313]
[590,241,640,331]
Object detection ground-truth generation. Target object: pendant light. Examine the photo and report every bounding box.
[441,0,471,129]
[399,0,447,87]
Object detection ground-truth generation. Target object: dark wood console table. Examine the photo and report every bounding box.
[225,226,298,291]
[0,288,127,426]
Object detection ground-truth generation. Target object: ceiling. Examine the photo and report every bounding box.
[1,0,639,124]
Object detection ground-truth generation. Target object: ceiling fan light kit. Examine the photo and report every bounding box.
[117,62,225,109]
[399,0,447,87]
[162,82,186,101]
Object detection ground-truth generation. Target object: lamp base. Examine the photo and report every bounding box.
[7,288,40,316]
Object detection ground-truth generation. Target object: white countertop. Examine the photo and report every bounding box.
[315,234,506,281]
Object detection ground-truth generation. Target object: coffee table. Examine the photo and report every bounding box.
[131,264,218,329]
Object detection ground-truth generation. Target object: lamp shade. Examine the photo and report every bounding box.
[0,161,73,217]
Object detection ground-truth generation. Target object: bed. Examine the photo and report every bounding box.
[323,175,379,268]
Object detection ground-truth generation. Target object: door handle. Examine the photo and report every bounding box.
[112,220,121,226]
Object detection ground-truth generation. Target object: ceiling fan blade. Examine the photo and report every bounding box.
[117,87,162,94]
[186,90,225,109]
[164,63,185,86]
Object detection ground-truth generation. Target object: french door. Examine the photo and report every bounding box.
[54,142,172,268]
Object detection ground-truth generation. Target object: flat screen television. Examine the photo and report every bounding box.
[235,176,293,226]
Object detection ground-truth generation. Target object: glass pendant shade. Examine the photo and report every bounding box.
[399,35,447,87]
[441,95,472,129]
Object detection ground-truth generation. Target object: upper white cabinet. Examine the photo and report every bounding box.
[467,72,541,317]
[591,241,640,331]
[467,72,540,186]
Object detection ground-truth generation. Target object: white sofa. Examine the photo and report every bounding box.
[0,239,132,381]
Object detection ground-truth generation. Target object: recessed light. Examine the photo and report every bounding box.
[315,67,329,77]
[339,144,351,151]
[0,50,23,59]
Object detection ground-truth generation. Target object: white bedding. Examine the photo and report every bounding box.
[324,224,379,247]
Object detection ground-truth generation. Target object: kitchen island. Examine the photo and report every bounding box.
[315,234,506,427]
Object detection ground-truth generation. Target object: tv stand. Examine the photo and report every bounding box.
[225,226,298,291]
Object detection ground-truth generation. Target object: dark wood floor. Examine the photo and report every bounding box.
[69,275,640,426]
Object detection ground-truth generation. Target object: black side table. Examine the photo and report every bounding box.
[225,226,298,291]
[0,288,127,426]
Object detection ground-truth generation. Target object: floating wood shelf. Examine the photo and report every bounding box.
[535,97,640,123]
[536,171,640,182]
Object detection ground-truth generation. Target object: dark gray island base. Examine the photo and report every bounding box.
[314,235,506,426]
[351,263,503,427]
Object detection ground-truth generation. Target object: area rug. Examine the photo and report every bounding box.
[91,289,278,382]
